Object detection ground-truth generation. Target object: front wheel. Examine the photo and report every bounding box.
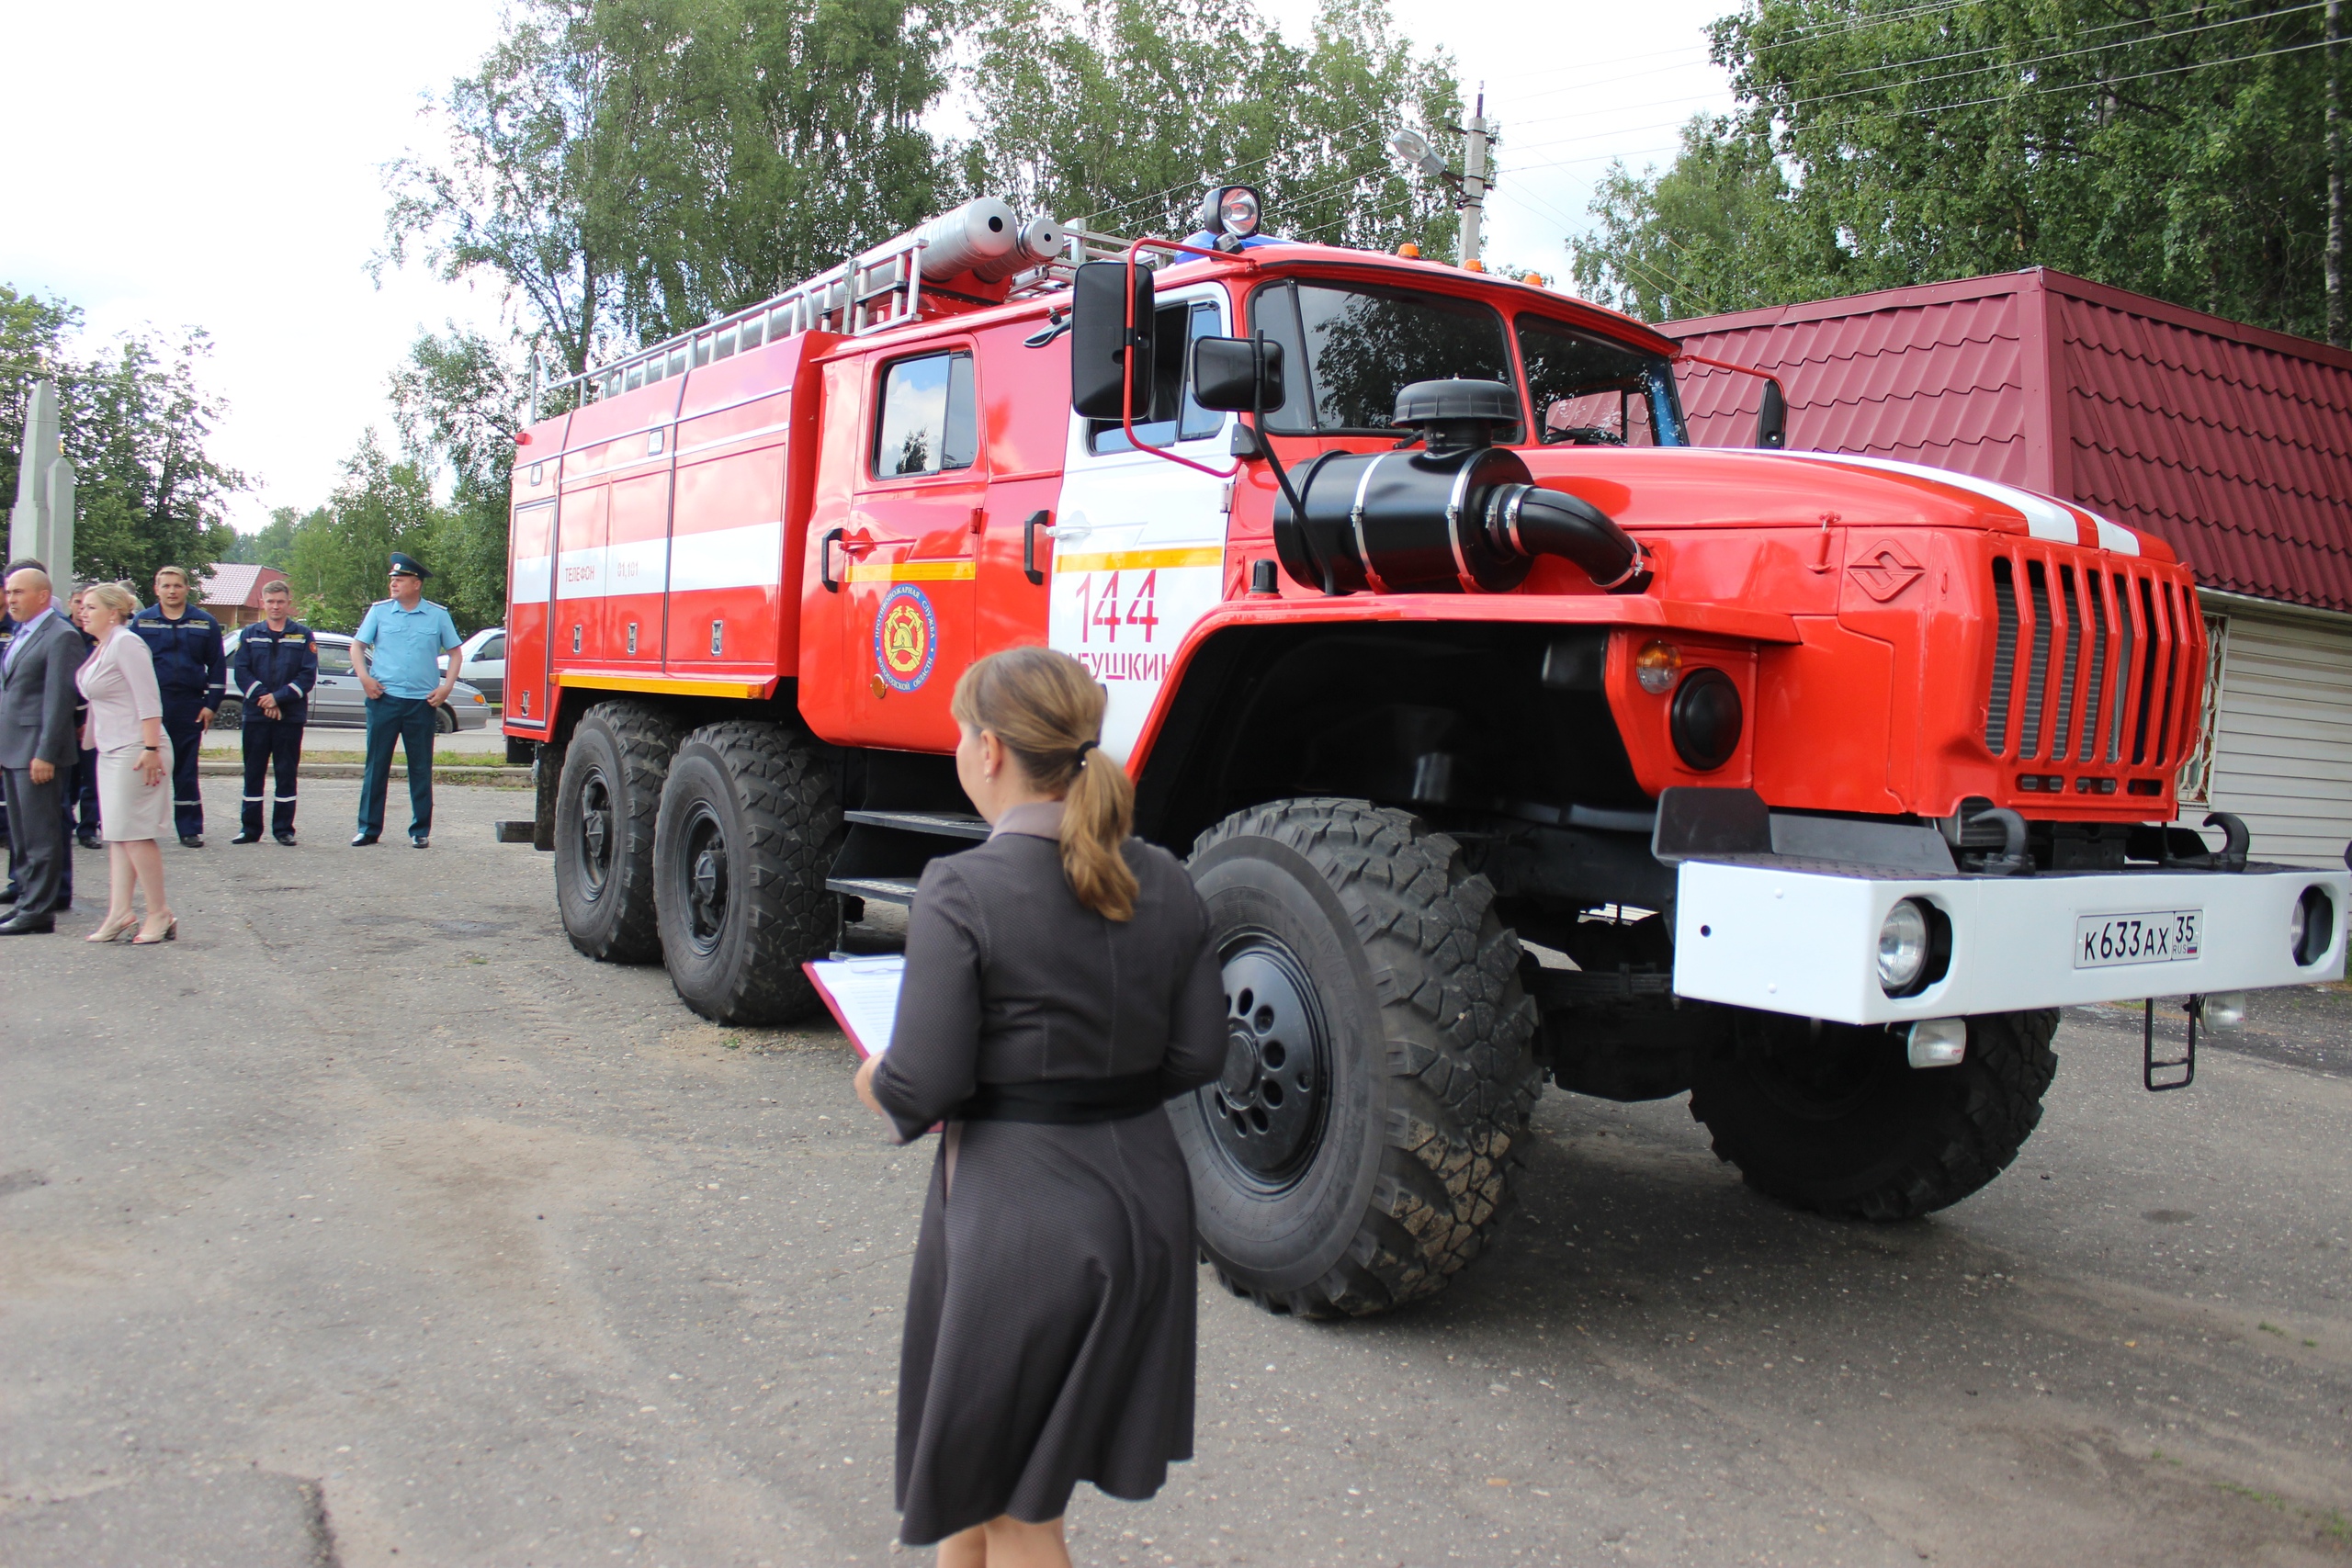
[1687,1009,2060,1220]
[213,696,243,729]
[1176,799,1541,1318]
[652,721,841,1024]
[435,704,458,734]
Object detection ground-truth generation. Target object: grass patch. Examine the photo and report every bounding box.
[2258,1322,2287,1337]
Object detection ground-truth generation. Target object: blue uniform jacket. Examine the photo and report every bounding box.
[232,620,319,718]
[131,604,227,708]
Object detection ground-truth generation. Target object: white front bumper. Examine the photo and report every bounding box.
[1671,861,2349,1024]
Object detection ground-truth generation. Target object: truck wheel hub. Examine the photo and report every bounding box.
[684,806,729,952]
[577,771,614,893]
[1208,942,1329,1183]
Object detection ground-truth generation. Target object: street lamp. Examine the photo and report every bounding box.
[1389,127,1447,179]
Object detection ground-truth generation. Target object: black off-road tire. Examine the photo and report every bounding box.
[1687,1009,2060,1220]
[554,701,687,963]
[653,721,841,1025]
[1177,798,1542,1318]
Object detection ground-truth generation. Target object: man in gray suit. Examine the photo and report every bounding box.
[1,565,85,934]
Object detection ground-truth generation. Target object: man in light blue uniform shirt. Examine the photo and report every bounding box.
[351,553,462,848]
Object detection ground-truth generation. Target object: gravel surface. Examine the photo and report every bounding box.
[3,774,2346,1567]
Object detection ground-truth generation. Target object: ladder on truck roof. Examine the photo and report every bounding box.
[533,198,1133,418]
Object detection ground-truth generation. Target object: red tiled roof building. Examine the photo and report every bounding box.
[1665,269,2352,867]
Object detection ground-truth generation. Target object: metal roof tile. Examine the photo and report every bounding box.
[1670,271,2352,613]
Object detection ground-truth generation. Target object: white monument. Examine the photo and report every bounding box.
[9,378,76,583]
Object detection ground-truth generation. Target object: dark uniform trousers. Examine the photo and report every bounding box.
[161,694,208,839]
[242,702,305,836]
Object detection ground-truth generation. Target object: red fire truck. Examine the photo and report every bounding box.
[501,188,2348,1318]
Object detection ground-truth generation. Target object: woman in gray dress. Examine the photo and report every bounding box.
[854,647,1226,1566]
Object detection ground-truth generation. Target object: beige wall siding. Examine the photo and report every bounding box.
[2204,609,2352,869]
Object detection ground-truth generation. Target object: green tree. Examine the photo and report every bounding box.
[70,331,243,586]
[956,0,1463,255]
[224,507,300,568]
[1,286,81,516]
[392,328,526,628]
[1577,0,2344,338]
[284,434,445,631]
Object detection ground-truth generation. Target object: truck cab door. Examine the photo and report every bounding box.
[1048,287,1235,760]
[840,344,984,748]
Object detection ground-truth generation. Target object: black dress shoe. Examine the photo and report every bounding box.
[0,886,17,906]
[0,911,56,935]
[179,834,204,849]
[351,832,380,847]
[411,832,430,849]
[77,832,102,851]
[275,830,298,847]
[231,829,262,844]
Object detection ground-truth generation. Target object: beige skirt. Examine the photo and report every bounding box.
[97,740,175,842]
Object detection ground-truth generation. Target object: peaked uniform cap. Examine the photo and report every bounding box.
[389,552,432,581]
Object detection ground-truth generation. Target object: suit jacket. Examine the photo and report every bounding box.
[0,611,86,771]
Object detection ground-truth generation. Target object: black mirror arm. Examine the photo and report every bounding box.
[1246,335,1333,595]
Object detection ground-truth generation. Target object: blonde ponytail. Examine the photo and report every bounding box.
[952,646,1139,920]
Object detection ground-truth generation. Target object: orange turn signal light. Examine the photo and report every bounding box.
[1634,640,1682,694]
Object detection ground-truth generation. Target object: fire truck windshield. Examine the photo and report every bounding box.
[1250,279,1521,439]
[1517,315,1688,447]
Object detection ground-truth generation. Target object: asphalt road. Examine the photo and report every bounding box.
[3,775,2347,1568]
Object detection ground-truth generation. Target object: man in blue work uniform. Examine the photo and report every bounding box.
[351,553,461,849]
[229,580,317,846]
[130,564,226,848]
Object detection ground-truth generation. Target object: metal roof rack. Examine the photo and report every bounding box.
[532,206,1138,419]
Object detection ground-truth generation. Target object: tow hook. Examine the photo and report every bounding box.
[2143,992,2243,1091]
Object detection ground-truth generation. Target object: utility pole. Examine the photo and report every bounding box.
[1460,86,1488,270]
[2330,0,2345,346]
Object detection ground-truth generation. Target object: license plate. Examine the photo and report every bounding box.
[2075,909,2202,968]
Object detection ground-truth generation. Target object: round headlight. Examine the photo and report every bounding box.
[2292,884,2335,966]
[1878,898,1932,992]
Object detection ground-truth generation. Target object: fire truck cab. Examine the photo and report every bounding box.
[503,193,2349,1317]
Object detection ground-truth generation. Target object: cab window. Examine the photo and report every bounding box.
[873,351,978,478]
[1089,299,1226,453]
[1516,316,1687,446]
[1251,280,1517,438]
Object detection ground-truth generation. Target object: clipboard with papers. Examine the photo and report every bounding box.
[803,955,906,1059]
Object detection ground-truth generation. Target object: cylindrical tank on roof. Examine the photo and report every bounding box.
[972,214,1067,281]
[912,197,1020,280]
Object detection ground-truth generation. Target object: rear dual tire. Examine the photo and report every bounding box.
[555,702,687,963]
[652,721,841,1024]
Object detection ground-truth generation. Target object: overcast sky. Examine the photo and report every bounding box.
[6,0,1732,534]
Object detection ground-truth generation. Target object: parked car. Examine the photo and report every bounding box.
[439,626,507,705]
[216,629,494,732]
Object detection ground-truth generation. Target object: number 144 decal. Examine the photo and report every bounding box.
[1073,570,1159,643]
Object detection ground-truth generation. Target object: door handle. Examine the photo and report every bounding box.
[1023,510,1051,585]
[819,527,844,592]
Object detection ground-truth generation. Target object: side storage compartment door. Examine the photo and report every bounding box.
[1048,288,1233,759]
[668,330,821,682]
[507,496,557,728]
[554,483,609,666]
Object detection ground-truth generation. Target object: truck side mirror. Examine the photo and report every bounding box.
[1190,336,1286,413]
[1756,378,1788,449]
[1069,262,1156,420]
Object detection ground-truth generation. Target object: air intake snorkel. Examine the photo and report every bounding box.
[1268,378,1650,595]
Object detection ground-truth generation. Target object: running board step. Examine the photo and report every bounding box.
[829,874,922,907]
[842,809,989,840]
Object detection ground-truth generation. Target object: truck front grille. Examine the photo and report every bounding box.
[1983,547,2199,769]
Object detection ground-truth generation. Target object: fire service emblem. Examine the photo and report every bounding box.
[1847,539,1927,603]
[874,584,939,693]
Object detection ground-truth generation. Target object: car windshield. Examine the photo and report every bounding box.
[1250,280,1518,437]
[1517,315,1687,446]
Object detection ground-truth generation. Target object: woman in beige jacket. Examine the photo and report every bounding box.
[76,582,175,942]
